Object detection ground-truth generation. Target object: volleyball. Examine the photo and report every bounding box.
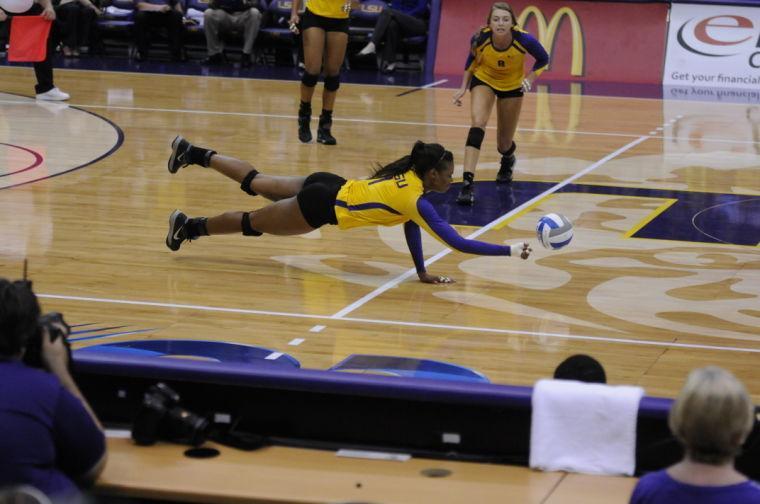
[536,213,573,250]
[0,0,33,13]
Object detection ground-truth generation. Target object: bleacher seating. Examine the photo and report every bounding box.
[258,0,298,66]
[97,0,137,56]
[90,0,427,67]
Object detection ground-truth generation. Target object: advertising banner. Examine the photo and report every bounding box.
[434,0,668,84]
[664,3,760,89]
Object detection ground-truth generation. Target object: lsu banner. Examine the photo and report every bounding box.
[664,3,760,89]
[434,0,668,84]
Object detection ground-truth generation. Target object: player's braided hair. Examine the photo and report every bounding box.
[371,141,452,180]
[0,279,41,357]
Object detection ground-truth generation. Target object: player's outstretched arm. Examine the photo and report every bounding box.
[404,221,456,284]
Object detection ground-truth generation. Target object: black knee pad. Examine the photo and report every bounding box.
[465,127,485,150]
[324,74,340,92]
[301,72,319,88]
[240,169,259,196]
[241,212,262,236]
[499,141,516,157]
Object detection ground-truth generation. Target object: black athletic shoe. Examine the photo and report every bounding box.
[456,183,475,205]
[496,154,515,184]
[166,210,188,251]
[298,116,312,143]
[316,126,336,145]
[168,136,192,174]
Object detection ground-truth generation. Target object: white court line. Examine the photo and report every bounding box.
[421,79,448,89]
[288,338,305,346]
[1,99,758,145]
[309,325,326,333]
[37,293,760,354]
[329,135,652,319]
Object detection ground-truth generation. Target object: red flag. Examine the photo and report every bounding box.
[8,15,52,63]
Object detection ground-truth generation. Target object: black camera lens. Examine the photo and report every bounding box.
[131,383,209,447]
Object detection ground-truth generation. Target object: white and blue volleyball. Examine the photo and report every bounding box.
[536,213,573,250]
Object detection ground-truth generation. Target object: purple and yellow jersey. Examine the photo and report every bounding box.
[305,0,349,19]
[464,27,549,92]
[335,171,512,272]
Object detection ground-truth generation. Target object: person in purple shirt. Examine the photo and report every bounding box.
[630,366,760,504]
[0,279,106,500]
[356,0,427,73]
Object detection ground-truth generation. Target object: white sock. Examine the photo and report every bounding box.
[358,42,376,55]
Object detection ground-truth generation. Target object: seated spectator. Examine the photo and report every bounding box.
[54,0,102,56]
[630,366,760,503]
[203,0,261,67]
[133,0,185,61]
[553,354,606,383]
[356,0,427,73]
[0,279,106,501]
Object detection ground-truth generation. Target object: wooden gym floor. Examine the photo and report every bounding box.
[1,66,758,401]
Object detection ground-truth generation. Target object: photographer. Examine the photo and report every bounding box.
[0,279,106,500]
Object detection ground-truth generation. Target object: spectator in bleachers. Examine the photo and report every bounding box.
[0,0,70,100]
[452,1,548,206]
[630,366,760,503]
[553,354,606,384]
[202,0,261,67]
[133,0,185,61]
[0,279,106,500]
[54,0,102,56]
[290,0,356,145]
[355,0,427,73]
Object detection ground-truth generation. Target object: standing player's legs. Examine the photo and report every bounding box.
[457,85,495,205]
[299,27,326,143]
[495,96,522,184]
[318,30,348,145]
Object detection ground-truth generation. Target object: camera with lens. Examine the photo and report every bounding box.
[132,383,210,447]
[23,312,72,370]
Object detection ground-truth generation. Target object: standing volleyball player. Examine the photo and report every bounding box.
[165,136,532,284]
[452,2,548,205]
[289,0,354,145]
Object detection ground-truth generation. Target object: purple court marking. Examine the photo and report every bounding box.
[0,143,44,177]
[0,92,124,190]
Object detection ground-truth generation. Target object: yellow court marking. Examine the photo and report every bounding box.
[623,198,679,239]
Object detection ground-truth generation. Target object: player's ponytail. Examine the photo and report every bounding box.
[371,141,452,180]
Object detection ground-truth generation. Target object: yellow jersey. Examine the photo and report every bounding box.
[305,0,349,19]
[334,170,512,272]
[465,27,549,92]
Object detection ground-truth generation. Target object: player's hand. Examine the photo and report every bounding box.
[521,78,532,93]
[288,14,299,34]
[42,5,56,20]
[511,241,532,260]
[418,272,456,284]
[452,88,466,106]
[41,325,70,372]
[0,10,8,22]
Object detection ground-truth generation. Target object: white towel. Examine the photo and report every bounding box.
[105,6,133,16]
[529,379,644,476]
[186,8,205,28]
